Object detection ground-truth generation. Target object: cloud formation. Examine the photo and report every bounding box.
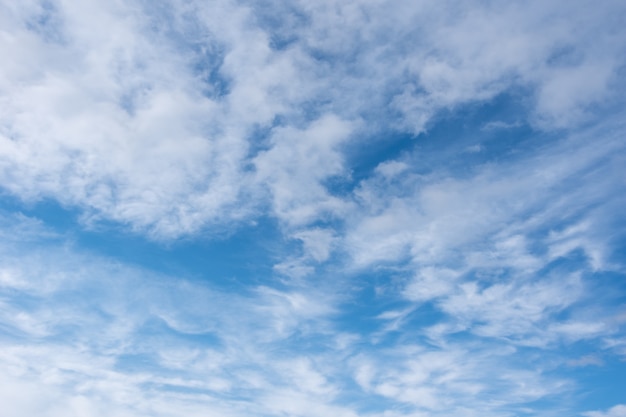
[0,0,625,416]
[2,0,625,236]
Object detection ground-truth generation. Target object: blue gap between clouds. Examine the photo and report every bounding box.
[331,91,540,198]
[0,194,279,291]
[547,346,626,414]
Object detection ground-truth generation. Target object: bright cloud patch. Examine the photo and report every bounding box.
[1,0,626,416]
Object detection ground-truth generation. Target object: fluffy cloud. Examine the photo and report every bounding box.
[2,0,625,237]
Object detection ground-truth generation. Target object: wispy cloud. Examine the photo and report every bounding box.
[586,405,626,417]
[1,0,625,415]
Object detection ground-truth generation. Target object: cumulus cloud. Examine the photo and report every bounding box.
[254,114,355,228]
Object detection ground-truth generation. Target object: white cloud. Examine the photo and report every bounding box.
[585,405,626,417]
[404,267,460,302]
[439,273,584,342]
[0,214,355,417]
[293,228,337,262]
[566,354,604,367]
[349,342,568,416]
[1,209,607,417]
[254,114,355,227]
[0,0,250,237]
[346,119,625,272]
[0,1,625,416]
[1,0,332,237]
[1,0,625,237]
[481,121,522,131]
[338,117,626,351]
[0,208,624,414]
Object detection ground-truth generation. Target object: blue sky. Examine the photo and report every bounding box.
[1,0,626,416]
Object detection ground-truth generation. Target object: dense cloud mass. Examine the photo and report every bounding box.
[0,0,625,416]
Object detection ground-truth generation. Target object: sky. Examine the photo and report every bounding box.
[1,0,626,416]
